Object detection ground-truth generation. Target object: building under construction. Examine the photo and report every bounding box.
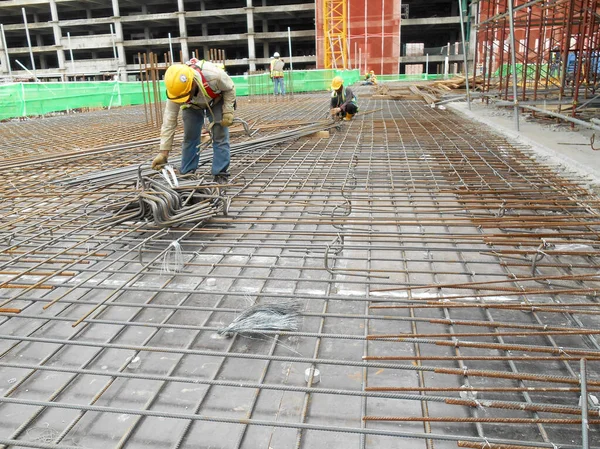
[2,0,600,448]
[0,0,472,79]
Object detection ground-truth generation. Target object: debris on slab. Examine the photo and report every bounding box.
[218,301,302,336]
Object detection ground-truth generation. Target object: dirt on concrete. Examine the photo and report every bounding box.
[449,101,600,195]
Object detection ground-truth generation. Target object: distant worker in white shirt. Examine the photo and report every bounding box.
[270,52,286,95]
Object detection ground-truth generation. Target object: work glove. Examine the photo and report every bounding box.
[152,152,168,171]
[221,112,234,127]
[330,107,341,115]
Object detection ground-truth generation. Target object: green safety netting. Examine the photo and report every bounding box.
[0,69,361,121]
[494,63,553,79]
[0,81,158,121]
[238,68,360,96]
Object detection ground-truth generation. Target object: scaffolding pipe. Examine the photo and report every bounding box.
[67,32,75,75]
[507,0,520,131]
[458,0,471,110]
[581,358,590,449]
[21,8,37,80]
[358,47,362,74]
[497,103,600,133]
[288,27,293,71]
[110,24,117,63]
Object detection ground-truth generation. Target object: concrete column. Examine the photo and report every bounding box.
[201,19,208,59]
[87,9,93,35]
[468,0,477,61]
[245,0,256,71]
[49,0,66,76]
[111,0,128,80]
[34,21,44,45]
[177,0,189,61]
[141,5,150,40]
[261,0,268,62]
[262,9,269,63]
[0,25,9,76]
[86,9,98,61]
[197,1,206,60]
[32,13,48,69]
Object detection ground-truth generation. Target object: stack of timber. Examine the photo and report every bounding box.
[371,83,423,101]
[369,81,449,104]
[433,75,485,91]
[369,76,485,104]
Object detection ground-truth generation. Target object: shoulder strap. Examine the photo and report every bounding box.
[189,61,220,99]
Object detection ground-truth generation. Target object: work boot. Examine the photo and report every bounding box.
[344,113,354,121]
[213,173,229,185]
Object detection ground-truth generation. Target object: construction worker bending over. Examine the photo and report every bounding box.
[152,58,236,183]
[330,76,358,121]
[270,52,286,95]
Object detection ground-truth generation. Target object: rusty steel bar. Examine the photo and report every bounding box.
[2,97,600,448]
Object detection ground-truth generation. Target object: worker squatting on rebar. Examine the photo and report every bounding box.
[362,70,378,85]
[151,59,236,184]
[330,76,359,121]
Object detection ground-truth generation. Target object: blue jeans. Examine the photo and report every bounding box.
[273,77,285,95]
[180,101,230,176]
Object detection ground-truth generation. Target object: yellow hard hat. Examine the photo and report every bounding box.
[370,70,374,74]
[164,64,195,103]
[331,76,343,90]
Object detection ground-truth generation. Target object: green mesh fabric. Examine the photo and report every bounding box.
[0,69,363,120]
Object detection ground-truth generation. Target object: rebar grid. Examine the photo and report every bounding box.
[1,91,600,448]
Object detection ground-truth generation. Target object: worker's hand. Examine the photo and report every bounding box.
[330,107,341,115]
[152,152,168,171]
[221,112,234,127]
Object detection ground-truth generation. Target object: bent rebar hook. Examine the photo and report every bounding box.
[323,234,389,279]
[233,118,256,137]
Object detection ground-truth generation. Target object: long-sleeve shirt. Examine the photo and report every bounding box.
[330,86,357,110]
[159,60,236,154]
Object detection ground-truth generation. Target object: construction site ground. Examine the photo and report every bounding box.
[1,85,600,449]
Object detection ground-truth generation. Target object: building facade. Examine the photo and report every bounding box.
[0,0,472,81]
[0,0,317,80]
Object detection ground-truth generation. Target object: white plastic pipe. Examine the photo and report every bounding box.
[21,8,37,80]
[67,32,75,74]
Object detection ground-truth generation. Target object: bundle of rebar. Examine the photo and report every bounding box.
[4,97,600,448]
[58,120,335,187]
[100,172,228,228]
